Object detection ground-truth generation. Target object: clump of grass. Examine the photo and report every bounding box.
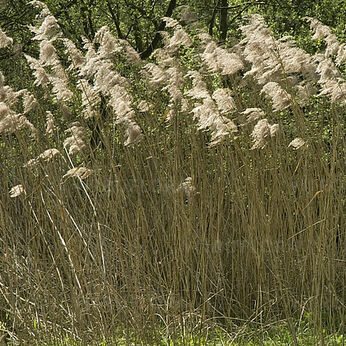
[0,3,345,344]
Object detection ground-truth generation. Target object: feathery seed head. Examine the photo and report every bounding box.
[177,177,197,198]
[315,57,339,83]
[10,184,25,198]
[318,79,346,105]
[77,79,101,119]
[137,100,151,112]
[209,117,237,146]
[124,121,143,146]
[261,82,291,111]
[336,44,346,66]
[79,45,100,78]
[50,76,74,101]
[288,137,306,149]
[94,60,129,96]
[269,123,279,137]
[30,15,60,41]
[41,148,60,159]
[62,167,94,180]
[64,123,87,154]
[166,27,193,52]
[23,91,38,114]
[120,40,142,64]
[1,86,24,106]
[143,63,169,87]
[191,97,237,146]
[185,71,210,100]
[201,41,243,76]
[0,71,4,87]
[45,111,55,134]
[25,148,60,167]
[240,108,265,124]
[162,17,179,28]
[29,0,49,10]
[212,89,236,114]
[251,118,278,149]
[217,52,244,76]
[63,39,85,70]
[306,17,332,40]
[95,26,122,58]
[295,81,317,103]
[39,40,58,66]
[25,54,50,88]
[0,101,9,118]
[0,103,22,134]
[19,116,38,139]
[0,27,13,48]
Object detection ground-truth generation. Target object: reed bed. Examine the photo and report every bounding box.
[0,2,345,343]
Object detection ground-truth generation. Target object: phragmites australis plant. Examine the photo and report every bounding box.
[0,2,344,343]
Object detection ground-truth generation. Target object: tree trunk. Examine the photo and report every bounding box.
[140,0,177,59]
[219,0,228,43]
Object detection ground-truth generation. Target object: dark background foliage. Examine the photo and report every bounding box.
[1,0,345,89]
[1,0,345,57]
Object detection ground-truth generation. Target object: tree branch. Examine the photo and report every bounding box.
[140,0,177,59]
[219,0,228,43]
[106,0,124,39]
[55,0,78,18]
[229,2,259,26]
[209,0,219,36]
